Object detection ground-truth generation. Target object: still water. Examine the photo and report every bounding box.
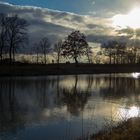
[0,74,140,140]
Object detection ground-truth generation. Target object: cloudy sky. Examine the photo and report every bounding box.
[0,0,140,52]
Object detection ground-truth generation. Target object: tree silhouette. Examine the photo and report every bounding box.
[39,37,51,64]
[116,27,140,64]
[33,43,40,64]
[54,40,63,65]
[0,14,8,61]
[102,40,126,64]
[7,15,28,63]
[61,30,90,64]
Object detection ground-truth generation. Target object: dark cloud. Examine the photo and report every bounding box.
[87,34,129,44]
[117,27,140,37]
[0,2,116,52]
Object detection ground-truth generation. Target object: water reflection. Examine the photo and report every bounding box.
[0,79,25,133]
[119,106,140,119]
[0,74,140,140]
[132,72,140,78]
[59,75,91,116]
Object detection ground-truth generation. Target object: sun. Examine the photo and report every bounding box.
[112,7,140,29]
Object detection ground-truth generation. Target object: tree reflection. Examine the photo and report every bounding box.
[0,79,25,133]
[99,76,140,106]
[59,75,91,116]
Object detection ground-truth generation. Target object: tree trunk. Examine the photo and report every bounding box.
[0,39,4,61]
[37,52,39,64]
[87,54,91,63]
[74,57,78,64]
[9,38,13,64]
[9,47,12,64]
[113,54,115,64]
[109,54,111,64]
[57,54,60,64]
[12,47,15,62]
[0,49,2,61]
[57,54,60,69]
[44,54,47,64]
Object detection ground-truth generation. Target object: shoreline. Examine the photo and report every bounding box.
[91,117,140,140]
[0,63,140,76]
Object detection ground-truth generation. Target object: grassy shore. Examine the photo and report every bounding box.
[0,63,140,76]
[91,117,140,140]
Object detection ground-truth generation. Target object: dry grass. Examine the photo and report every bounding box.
[91,117,140,140]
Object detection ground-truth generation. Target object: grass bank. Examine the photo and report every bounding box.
[91,117,140,140]
[0,63,140,76]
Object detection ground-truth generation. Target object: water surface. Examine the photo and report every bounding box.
[0,74,140,140]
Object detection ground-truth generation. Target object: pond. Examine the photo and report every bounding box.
[0,74,140,140]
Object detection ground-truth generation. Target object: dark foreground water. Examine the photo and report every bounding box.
[0,74,140,140]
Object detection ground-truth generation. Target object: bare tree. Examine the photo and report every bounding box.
[39,37,51,64]
[102,40,126,64]
[117,27,140,64]
[86,45,93,63]
[7,15,28,63]
[116,41,126,64]
[61,30,90,64]
[102,42,113,64]
[33,43,40,64]
[54,40,63,64]
[0,13,8,61]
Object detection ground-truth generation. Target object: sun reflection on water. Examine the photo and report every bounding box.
[132,73,140,78]
[119,106,140,119]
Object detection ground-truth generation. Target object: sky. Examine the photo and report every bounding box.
[1,0,140,16]
[0,0,140,52]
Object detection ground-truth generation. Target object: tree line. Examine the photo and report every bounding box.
[102,39,140,64]
[0,14,92,64]
[0,13,140,64]
[34,30,92,64]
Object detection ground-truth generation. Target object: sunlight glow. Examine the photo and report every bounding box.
[132,73,140,78]
[129,106,139,117]
[119,106,139,119]
[112,8,140,29]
